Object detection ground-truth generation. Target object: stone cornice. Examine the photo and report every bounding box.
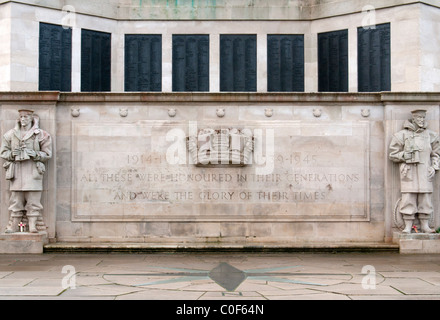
[1,0,438,21]
[1,92,439,104]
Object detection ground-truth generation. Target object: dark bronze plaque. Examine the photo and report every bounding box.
[125,34,162,92]
[318,29,348,92]
[220,34,257,92]
[39,22,72,91]
[172,35,209,92]
[267,34,304,92]
[81,29,111,92]
[358,23,390,92]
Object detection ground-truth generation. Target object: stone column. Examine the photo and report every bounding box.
[210,33,220,93]
[257,33,267,93]
[162,33,173,93]
[71,26,81,92]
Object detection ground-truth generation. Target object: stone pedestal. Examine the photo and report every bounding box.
[0,232,48,254]
[394,232,440,254]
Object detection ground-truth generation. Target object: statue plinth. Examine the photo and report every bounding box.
[0,232,48,254]
[393,231,440,254]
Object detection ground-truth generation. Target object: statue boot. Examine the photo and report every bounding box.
[420,219,435,233]
[402,219,414,234]
[5,216,22,233]
[27,216,39,233]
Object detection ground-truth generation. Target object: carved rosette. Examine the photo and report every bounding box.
[187,128,254,166]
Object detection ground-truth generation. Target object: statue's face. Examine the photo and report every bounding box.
[413,114,425,128]
[19,113,32,127]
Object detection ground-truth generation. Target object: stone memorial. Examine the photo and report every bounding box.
[1,0,440,254]
[1,92,440,254]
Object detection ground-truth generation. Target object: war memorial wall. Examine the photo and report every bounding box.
[0,0,440,252]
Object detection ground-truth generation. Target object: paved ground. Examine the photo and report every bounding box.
[0,252,439,300]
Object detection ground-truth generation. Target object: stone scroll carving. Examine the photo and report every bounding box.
[187,128,253,166]
[0,109,52,233]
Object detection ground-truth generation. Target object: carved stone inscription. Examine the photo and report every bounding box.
[72,122,369,222]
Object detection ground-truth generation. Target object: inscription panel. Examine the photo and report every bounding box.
[72,121,370,222]
[125,34,162,92]
[39,23,72,91]
[172,35,209,92]
[220,35,257,92]
[358,23,391,92]
[267,35,304,92]
[81,29,111,92]
[318,30,348,92]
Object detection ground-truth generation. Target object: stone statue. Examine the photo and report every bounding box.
[1,109,52,233]
[389,109,440,233]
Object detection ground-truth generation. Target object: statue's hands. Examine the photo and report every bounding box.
[25,148,37,158]
[403,152,413,160]
[11,148,21,157]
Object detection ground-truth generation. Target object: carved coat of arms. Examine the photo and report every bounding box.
[187,128,253,166]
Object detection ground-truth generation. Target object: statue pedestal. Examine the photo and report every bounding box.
[0,232,48,254]
[394,232,440,254]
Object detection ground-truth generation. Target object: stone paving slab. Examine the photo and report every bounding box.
[0,252,438,302]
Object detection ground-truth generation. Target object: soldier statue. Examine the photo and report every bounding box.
[1,109,52,233]
[389,109,440,233]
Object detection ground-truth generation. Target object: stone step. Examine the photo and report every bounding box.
[44,241,399,254]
